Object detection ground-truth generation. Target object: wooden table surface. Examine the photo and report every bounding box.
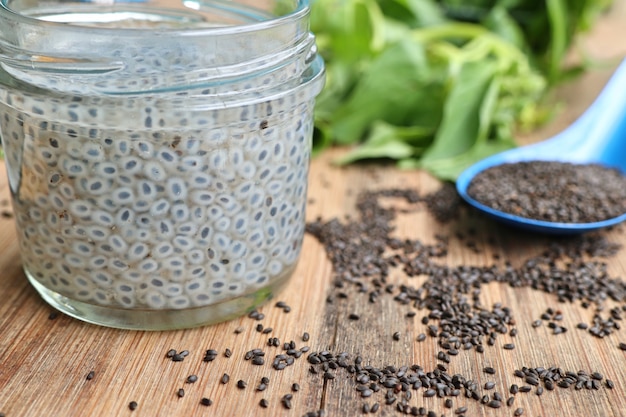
[3,5,626,417]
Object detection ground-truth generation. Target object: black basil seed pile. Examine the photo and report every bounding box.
[467,161,626,223]
[303,186,624,416]
[513,367,607,391]
[306,188,626,352]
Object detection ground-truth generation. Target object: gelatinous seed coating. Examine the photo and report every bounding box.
[467,161,626,223]
[0,61,316,310]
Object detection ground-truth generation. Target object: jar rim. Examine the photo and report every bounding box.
[0,0,309,36]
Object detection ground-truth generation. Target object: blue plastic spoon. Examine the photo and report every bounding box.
[456,59,626,234]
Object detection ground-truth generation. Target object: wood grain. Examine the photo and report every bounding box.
[2,4,626,416]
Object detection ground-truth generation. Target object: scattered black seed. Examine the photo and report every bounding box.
[487,400,502,409]
[302,332,310,342]
[455,406,468,414]
[483,367,496,375]
[259,399,269,408]
[128,401,138,411]
[416,333,426,342]
[48,311,59,320]
[292,383,300,392]
[510,384,519,394]
[362,403,370,414]
[203,349,218,362]
[348,313,360,320]
[177,388,185,398]
[361,389,373,398]
[392,332,401,341]
[437,351,450,363]
[86,371,95,380]
[234,326,244,334]
[186,375,198,383]
[282,394,293,409]
[237,380,247,389]
[525,376,539,386]
[424,181,462,223]
[503,343,515,350]
[536,386,544,396]
[618,342,626,351]
[467,161,626,223]
[577,322,589,330]
[166,349,177,358]
[506,396,515,406]
[514,408,524,416]
[248,310,262,320]
[221,373,230,384]
[304,188,626,417]
[606,380,615,389]
[200,398,212,406]
[532,320,542,328]
[484,382,495,390]
[444,399,453,408]
[224,348,232,358]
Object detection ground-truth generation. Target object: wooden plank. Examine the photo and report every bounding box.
[1,3,626,416]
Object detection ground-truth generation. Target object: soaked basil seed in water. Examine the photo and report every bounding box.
[467,161,626,223]
[0,0,325,330]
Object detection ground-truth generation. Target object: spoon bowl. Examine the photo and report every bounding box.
[456,59,626,234]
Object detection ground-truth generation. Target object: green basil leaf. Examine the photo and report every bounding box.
[330,40,442,144]
[421,60,498,162]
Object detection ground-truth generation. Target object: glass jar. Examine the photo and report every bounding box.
[0,0,324,329]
